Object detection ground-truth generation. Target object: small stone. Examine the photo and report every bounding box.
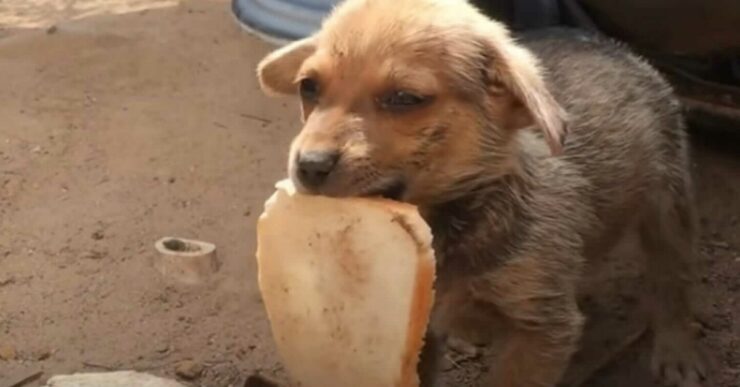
[175,360,203,380]
[37,350,52,360]
[168,177,176,184]
[0,276,15,287]
[91,231,104,240]
[46,25,58,34]
[0,344,17,360]
[83,250,105,260]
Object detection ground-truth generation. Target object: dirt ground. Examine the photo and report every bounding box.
[0,1,738,386]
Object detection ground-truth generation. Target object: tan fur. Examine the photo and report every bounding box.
[257,37,316,95]
[255,0,707,386]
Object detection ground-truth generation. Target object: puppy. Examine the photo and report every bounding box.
[256,0,707,386]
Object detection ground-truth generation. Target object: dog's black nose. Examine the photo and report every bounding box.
[296,151,339,190]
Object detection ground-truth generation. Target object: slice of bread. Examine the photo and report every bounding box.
[256,180,436,387]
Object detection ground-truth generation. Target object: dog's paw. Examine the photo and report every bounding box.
[651,330,707,387]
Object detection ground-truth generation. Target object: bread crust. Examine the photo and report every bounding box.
[257,180,436,387]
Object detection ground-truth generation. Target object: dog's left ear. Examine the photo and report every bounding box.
[257,36,317,96]
[480,29,568,155]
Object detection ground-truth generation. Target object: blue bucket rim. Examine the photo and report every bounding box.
[231,0,334,45]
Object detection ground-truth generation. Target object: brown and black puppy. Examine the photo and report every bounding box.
[256,0,707,386]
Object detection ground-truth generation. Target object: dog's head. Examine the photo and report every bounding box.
[257,0,566,206]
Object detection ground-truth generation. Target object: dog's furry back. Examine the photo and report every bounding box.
[518,29,694,252]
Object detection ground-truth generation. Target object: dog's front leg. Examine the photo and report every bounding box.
[471,257,584,387]
[484,323,579,387]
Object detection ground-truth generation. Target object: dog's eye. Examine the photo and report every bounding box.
[380,91,427,112]
[299,78,320,102]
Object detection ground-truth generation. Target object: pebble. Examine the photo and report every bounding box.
[37,350,52,360]
[0,344,17,360]
[175,360,203,380]
[83,250,106,260]
[0,276,15,287]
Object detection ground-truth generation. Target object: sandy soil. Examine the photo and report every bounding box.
[0,1,737,386]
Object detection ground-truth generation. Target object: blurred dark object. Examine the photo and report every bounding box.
[473,0,740,134]
[577,0,740,55]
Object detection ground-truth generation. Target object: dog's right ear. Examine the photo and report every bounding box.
[257,37,317,96]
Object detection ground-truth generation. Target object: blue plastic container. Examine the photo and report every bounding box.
[232,0,337,44]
